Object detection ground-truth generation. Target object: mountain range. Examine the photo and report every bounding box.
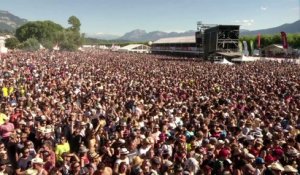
[86,29,197,41]
[1,10,300,41]
[0,10,27,32]
[92,20,300,42]
[118,29,196,42]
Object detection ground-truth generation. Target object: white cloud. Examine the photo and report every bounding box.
[233,19,255,26]
[96,32,104,35]
[260,6,268,11]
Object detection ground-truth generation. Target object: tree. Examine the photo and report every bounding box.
[16,21,64,49]
[61,16,84,50]
[68,16,81,32]
[18,38,40,51]
[5,37,20,49]
[15,16,84,51]
[59,30,78,51]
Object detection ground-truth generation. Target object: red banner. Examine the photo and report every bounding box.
[257,33,261,49]
[280,31,288,49]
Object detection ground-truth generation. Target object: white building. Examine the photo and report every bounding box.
[118,44,150,53]
[0,36,8,54]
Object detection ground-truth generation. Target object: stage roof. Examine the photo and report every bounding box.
[120,44,147,50]
[153,36,195,44]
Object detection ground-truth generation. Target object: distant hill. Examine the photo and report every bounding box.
[241,20,300,36]
[118,29,196,42]
[0,10,27,32]
[84,37,133,46]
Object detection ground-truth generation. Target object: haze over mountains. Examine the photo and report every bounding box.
[1,10,300,42]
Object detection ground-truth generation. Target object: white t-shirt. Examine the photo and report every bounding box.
[139,146,151,156]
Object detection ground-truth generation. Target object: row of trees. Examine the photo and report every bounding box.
[84,37,148,47]
[240,33,300,49]
[5,16,84,51]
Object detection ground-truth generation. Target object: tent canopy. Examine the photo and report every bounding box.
[216,58,234,65]
[120,44,150,50]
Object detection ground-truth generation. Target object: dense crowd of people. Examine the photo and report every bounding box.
[0,50,299,175]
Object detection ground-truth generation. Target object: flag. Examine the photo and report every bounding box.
[257,33,261,49]
[250,40,254,56]
[280,31,288,49]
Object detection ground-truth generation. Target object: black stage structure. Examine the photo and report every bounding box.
[151,22,241,60]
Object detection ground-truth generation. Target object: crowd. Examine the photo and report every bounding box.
[0,50,299,175]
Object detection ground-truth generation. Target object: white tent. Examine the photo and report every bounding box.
[262,44,293,56]
[119,44,150,53]
[232,55,259,62]
[216,58,234,65]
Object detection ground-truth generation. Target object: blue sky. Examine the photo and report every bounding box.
[1,0,299,36]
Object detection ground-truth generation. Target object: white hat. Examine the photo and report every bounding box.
[119,148,129,155]
[254,132,263,138]
[245,153,255,160]
[246,135,255,141]
[218,140,225,145]
[268,162,284,171]
[283,165,298,173]
[31,157,44,164]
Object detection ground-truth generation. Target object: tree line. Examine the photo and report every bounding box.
[84,37,148,47]
[5,16,84,51]
[240,33,300,50]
